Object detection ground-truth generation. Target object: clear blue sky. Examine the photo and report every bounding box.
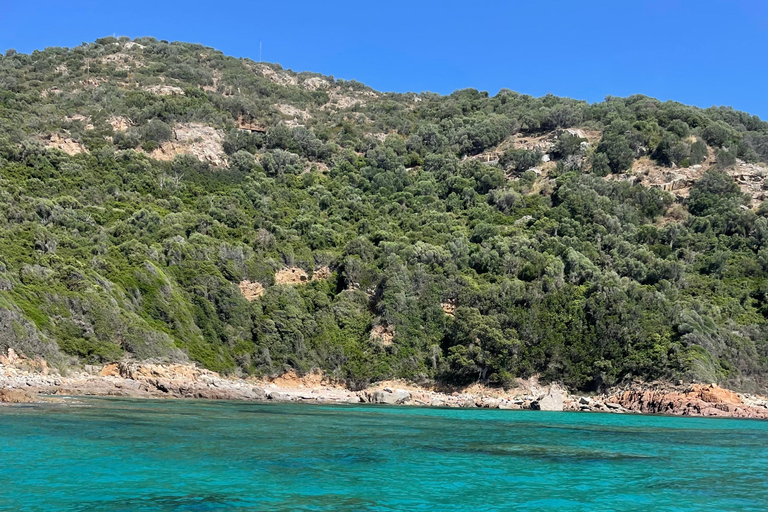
[2,1,767,117]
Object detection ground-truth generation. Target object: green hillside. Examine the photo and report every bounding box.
[2,36,768,391]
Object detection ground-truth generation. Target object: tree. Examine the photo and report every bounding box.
[597,133,634,173]
[687,169,746,216]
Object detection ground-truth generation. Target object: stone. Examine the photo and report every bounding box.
[531,388,564,411]
[84,365,101,375]
[267,391,293,401]
[372,389,411,405]
[0,388,37,403]
[249,387,267,401]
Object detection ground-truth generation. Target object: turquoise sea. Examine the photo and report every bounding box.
[1,398,767,511]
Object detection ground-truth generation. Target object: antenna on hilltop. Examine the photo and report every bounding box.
[259,41,262,62]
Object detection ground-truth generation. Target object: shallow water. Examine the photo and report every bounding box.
[1,398,767,511]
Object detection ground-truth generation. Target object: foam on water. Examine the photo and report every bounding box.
[1,398,767,511]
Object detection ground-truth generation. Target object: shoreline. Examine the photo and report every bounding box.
[2,359,768,419]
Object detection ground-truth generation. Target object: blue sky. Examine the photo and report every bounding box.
[2,1,767,117]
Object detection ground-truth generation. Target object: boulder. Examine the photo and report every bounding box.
[267,391,293,401]
[248,387,267,401]
[531,388,564,411]
[372,389,411,405]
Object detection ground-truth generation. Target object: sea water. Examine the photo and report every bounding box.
[1,398,767,511]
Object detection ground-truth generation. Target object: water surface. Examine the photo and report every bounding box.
[1,398,767,511]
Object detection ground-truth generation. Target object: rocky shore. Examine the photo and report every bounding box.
[2,349,768,419]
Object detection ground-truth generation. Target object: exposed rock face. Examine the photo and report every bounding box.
[607,384,767,419]
[100,52,144,71]
[301,77,331,91]
[150,123,226,166]
[369,324,394,346]
[274,267,308,285]
[84,362,267,400]
[237,115,266,133]
[312,266,331,281]
[44,134,87,155]
[238,280,264,301]
[145,84,184,96]
[625,156,768,207]
[109,116,131,131]
[277,103,311,123]
[441,301,456,316]
[256,65,298,86]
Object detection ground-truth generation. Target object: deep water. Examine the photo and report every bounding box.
[1,398,767,511]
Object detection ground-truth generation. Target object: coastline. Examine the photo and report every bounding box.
[2,358,768,419]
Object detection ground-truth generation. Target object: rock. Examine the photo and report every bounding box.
[610,383,745,417]
[249,387,267,401]
[372,389,411,405]
[578,396,591,405]
[84,365,101,375]
[531,387,564,411]
[267,391,293,401]
[0,388,37,403]
[117,379,142,391]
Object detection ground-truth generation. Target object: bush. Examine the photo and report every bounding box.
[690,138,708,164]
[597,133,634,173]
[499,148,541,173]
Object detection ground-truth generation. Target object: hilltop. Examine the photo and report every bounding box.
[2,37,768,393]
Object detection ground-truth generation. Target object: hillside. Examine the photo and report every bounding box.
[2,37,768,392]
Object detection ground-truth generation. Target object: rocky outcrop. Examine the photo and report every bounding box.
[606,384,768,419]
[149,123,226,166]
[274,267,309,285]
[369,324,394,346]
[44,133,87,155]
[0,388,38,403]
[238,280,265,301]
[145,84,184,96]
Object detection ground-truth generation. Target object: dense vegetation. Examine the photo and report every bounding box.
[2,37,768,392]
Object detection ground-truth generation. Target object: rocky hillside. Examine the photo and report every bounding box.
[3,37,768,393]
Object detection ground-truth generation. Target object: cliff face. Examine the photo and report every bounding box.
[3,38,768,392]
